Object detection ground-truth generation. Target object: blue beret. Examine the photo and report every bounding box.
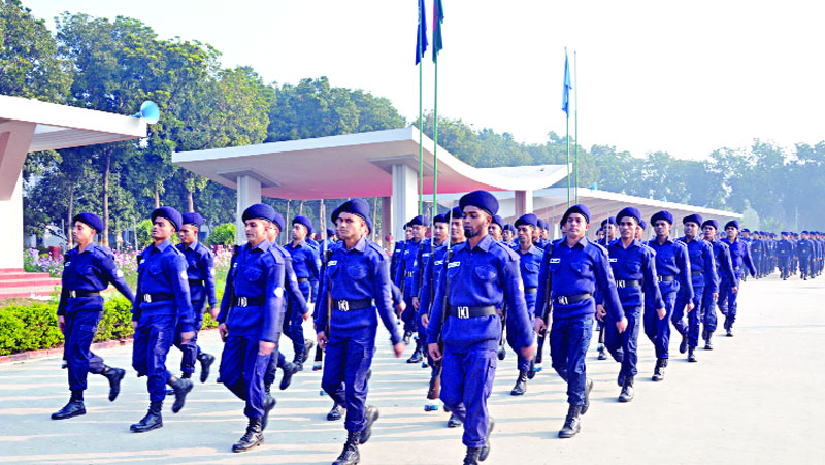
[336,198,371,224]
[271,212,285,232]
[408,215,430,227]
[448,206,464,221]
[365,216,373,234]
[292,215,313,232]
[702,219,719,230]
[802,230,809,234]
[152,206,182,231]
[433,213,448,224]
[326,228,335,237]
[181,212,203,228]
[459,190,499,216]
[639,220,647,231]
[491,214,504,229]
[616,207,641,225]
[562,204,591,225]
[242,203,275,225]
[683,213,703,226]
[650,210,673,225]
[73,212,104,234]
[741,228,750,233]
[503,223,516,233]
[515,213,538,228]
[600,216,617,227]
[725,220,740,230]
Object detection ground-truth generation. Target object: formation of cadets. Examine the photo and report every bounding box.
[51,195,823,465]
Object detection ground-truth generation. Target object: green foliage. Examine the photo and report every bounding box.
[95,296,135,342]
[0,301,61,356]
[135,219,153,247]
[205,223,235,246]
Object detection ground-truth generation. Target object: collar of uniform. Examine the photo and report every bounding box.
[153,239,173,254]
[468,234,495,253]
[246,239,271,253]
[287,240,305,250]
[183,240,199,250]
[75,242,100,255]
[517,244,540,255]
[615,238,641,249]
[561,236,589,250]
[343,236,368,254]
[653,236,674,245]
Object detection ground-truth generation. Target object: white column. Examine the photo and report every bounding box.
[515,190,533,218]
[391,164,418,241]
[235,175,261,245]
[381,197,392,240]
[0,173,24,269]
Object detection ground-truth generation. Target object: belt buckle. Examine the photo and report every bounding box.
[456,306,469,319]
[617,279,625,288]
[69,290,77,298]
[142,294,152,303]
[558,296,568,305]
[337,300,350,311]
[657,275,664,282]
[238,297,247,307]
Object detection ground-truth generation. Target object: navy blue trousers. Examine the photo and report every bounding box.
[702,286,718,334]
[643,291,676,359]
[401,295,416,333]
[440,346,496,448]
[605,307,641,380]
[283,284,310,362]
[321,324,376,433]
[672,282,704,347]
[550,313,594,405]
[717,277,739,326]
[220,333,279,419]
[64,310,105,392]
[132,313,176,403]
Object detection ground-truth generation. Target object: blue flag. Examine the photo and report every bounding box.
[562,50,571,116]
[416,0,429,65]
[432,0,444,62]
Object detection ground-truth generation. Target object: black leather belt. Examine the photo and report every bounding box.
[188,279,203,286]
[615,279,640,289]
[68,290,100,298]
[335,298,373,311]
[553,293,592,305]
[524,287,538,294]
[236,296,266,307]
[141,293,173,303]
[657,275,675,282]
[296,277,308,283]
[449,305,497,319]
[405,271,415,278]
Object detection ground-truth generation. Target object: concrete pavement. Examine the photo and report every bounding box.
[1,273,823,464]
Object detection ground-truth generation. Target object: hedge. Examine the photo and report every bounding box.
[0,296,220,356]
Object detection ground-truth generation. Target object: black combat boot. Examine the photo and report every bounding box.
[448,411,463,428]
[279,360,300,390]
[197,352,215,383]
[359,405,379,444]
[704,332,714,350]
[52,390,86,420]
[652,358,667,381]
[679,333,688,354]
[618,377,634,403]
[402,330,412,344]
[167,374,193,413]
[332,430,361,465]
[510,370,528,396]
[406,338,424,364]
[463,447,483,465]
[327,402,343,421]
[261,393,276,431]
[688,346,697,363]
[558,404,582,438]
[303,339,314,364]
[497,345,506,361]
[581,378,593,414]
[100,365,126,401]
[597,344,607,360]
[232,417,264,453]
[478,417,494,461]
[130,402,163,433]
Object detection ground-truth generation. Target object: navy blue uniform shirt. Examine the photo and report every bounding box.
[133,240,194,332]
[604,239,664,310]
[177,241,218,309]
[647,237,694,299]
[678,236,719,294]
[58,243,134,315]
[284,240,321,302]
[722,237,757,277]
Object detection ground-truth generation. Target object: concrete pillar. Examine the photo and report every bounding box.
[515,190,533,217]
[391,164,418,241]
[0,173,24,269]
[381,197,392,241]
[235,175,261,245]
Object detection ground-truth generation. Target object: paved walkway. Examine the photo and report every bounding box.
[1,273,823,464]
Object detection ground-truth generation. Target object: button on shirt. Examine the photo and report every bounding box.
[58,243,134,315]
[678,236,719,294]
[217,240,285,342]
[315,237,402,344]
[133,240,194,332]
[722,237,757,277]
[285,240,321,303]
[177,241,218,309]
[426,235,535,352]
[604,239,664,310]
[514,244,543,314]
[535,237,624,321]
[711,239,737,283]
[647,237,693,299]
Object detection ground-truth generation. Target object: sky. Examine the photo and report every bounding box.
[23,0,825,161]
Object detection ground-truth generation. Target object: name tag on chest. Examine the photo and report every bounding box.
[609,258,618,263]
[550,258,561,264]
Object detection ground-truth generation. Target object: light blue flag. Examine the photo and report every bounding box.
[562,50,571,116]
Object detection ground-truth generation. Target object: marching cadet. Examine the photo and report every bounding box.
[390,223,411,282]
[173,212,218,383]
[644,210,692,381]
[672,214,717,363]
[721,221,757,336]
[130,207,195,433]
[284,215,321,370]
[427,191,535,464]
[797,231,814,280]
[263,213,304,393]
[597,216,617,246]
[489,214,504,242]
[700,220,736,349]
[535,204,626,438]
[509,213,543,396]
[778,232,793,279]
[601,207,664,402]
[217,203,286,452]
[315,198,405,465]
[52,212,134,420]
[395,215,428,359]
[502,223,517,247]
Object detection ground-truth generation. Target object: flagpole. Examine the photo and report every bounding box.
[418,12,424,216]
[574,50,578,203]
[433,57,438,236]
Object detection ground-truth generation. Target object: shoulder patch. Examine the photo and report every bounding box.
[492,241,520,261]
[366,241,388,260]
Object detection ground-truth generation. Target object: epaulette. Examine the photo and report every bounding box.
[492,240,520,261]
[367,240,388,260]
